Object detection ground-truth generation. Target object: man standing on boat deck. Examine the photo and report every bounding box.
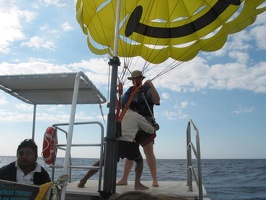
[117,70,160,187]
[0,139,51,185]
[77,101,159,190]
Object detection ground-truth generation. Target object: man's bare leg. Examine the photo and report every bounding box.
[143,142,159,187]
[134,156,149,190]
[116,158,134,185]
[77,160,100,188]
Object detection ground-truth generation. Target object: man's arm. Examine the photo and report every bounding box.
[137,113,159,134]
[144,80,160,105]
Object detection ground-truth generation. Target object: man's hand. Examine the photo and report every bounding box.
[154,123,160,131]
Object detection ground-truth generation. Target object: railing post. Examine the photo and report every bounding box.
[186,119,204,200]
[195,128,203,200]
[186,121,193,191]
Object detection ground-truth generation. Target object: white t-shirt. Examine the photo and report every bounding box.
[15,161,42,184]
[120,109,154,142]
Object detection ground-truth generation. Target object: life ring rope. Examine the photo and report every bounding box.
[42,126,58,165]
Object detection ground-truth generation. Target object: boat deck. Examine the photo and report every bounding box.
[65,180,210,199]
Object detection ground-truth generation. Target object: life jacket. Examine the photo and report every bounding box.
[122,85,154,118]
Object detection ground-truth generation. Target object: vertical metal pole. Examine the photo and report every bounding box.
[101,0,121,197]
[102,57,119,196]
[60,72,81,200]
[113,0,121,56]
[190,119,203,200]
[31,104,37,140]
[195,129,203,200]
[186,121,192,191]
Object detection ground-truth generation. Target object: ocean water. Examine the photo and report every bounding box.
[0,157,265,200]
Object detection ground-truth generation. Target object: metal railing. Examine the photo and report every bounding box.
[49,121,104,192]
[186,119,203,200]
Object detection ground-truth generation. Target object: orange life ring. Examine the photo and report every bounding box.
[42,126,58,165]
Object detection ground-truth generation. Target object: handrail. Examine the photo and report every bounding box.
[50,121,104,194]
[186,119,203,200]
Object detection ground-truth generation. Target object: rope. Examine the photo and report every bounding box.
[51,174,69,200]
[42,137,49,155]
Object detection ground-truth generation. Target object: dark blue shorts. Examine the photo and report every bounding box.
[118,140,140,161]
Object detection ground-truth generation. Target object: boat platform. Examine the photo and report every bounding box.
[65,180,210,200]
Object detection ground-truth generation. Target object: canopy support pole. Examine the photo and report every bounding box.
[60,72,81,200]
[31,104,37,140]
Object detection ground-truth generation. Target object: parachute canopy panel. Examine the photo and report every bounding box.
[76,0,266,63]
[0,72,106,105]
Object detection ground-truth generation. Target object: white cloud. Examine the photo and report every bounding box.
[178,112,188,119]
[209,61,266,93]
[42,0,66,7]
[0,111,33,122]
[71,59,110,86]
[155,55,266,94]
[0,105,102,123]
[0,61,70,75]
[250,24,266,50]
[1,55,265,95]
[253,10,266,25]
[167,101,191,119]
[232,106,254,114]
[162,111,177,120]
[228,51,249,64]
[40,24,49,31]
[161,92,170,100]
[21,36,55,50]
[205,12,266,60]
[157,57,210,92]
[229,30,252,51]
[173,101,192,110]
[0,1,37,54]
[61,22,73,31]
[15,104,33,111]
[0,95,8,105]
[0,60,110,88]
[180,101,189,108]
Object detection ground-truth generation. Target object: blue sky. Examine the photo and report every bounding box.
[0,0,265,159]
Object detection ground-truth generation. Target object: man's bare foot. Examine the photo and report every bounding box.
[116,180,128,186]
[134,183,149,190]
[77,181,86,188]
[152,182,159,187]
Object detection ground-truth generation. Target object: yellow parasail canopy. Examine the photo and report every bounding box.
[76,0,266,64]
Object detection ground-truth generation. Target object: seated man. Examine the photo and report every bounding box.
[0,139,51,185]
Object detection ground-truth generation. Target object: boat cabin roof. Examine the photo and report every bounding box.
[0,72,106,105]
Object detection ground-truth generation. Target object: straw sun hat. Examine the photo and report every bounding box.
[127,70,146,80]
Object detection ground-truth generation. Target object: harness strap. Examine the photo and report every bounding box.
[118,85,140,122]
[141,92,156,123]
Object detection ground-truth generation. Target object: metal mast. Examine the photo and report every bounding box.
[101,0,121,198]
